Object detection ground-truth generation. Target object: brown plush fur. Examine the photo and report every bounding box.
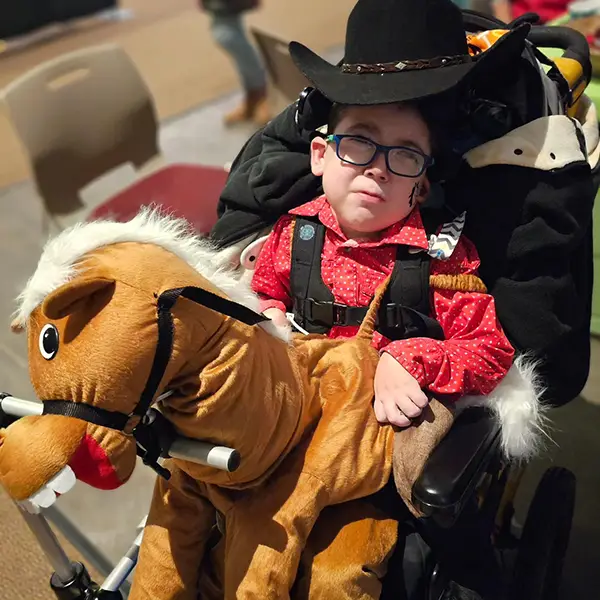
[0,239,420,599]
[0,198,495,598]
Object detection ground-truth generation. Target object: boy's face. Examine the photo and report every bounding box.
[310,104,432,240]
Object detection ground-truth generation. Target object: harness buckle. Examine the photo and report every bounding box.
[133,408,177,480]
[303,298,340,326]
[383,303,405,331]
[332,303,347,326]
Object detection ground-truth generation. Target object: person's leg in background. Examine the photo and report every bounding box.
[210,12,271,126]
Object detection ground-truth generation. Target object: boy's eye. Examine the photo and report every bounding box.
[391,148,421,163]
[339,136,376,157]
[347,136,373,147]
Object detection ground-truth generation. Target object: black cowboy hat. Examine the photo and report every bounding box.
[289,0,531,105]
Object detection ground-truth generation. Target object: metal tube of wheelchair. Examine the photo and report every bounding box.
[99,529,143,593]
[17,506,76,584]
[168,438,241,472]
[0,394,43,417]
[0,394,240,472]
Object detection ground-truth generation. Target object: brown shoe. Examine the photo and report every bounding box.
[224,99,251,125]
[251,93,271,127]
[224,88,271,126]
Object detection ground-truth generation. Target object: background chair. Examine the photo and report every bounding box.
[249,26,311,114]
[88,163,228,234]
[0,43,162,227]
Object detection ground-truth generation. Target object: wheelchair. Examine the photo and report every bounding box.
[377,407,576,600]
[209,7,595,599]
[0,9,595,600]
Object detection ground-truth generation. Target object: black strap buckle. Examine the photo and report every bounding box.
[132,408,177,480]
[332,303,348,326]
[381,303,405,331]
[304,299,348,327]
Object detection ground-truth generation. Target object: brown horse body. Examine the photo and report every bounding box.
[0,209,545,599]
[0,210,396,598]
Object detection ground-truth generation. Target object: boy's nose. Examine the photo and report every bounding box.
[364,152,389,182]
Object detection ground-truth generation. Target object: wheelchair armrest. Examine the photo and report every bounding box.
[412,407,501,528]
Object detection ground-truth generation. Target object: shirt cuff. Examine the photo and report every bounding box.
[258,299,288,313]
[381,346,428,389]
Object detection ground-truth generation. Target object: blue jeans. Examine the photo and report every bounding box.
[210,13,267,92]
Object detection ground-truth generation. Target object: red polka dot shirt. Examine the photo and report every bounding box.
[251,196,515,399]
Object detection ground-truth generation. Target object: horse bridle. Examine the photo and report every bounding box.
[40,286,269,478]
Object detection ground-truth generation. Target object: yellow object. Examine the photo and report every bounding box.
[552,56,588,115]
[466,28,590,116]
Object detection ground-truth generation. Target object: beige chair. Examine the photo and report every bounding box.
[250,26,311,114]
[0,43,161,223]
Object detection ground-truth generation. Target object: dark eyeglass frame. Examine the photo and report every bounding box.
[325,133,434,178]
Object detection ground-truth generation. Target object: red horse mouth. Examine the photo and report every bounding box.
[67,433,125,491]
[17,432,131,514]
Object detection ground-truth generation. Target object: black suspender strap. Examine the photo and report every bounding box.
[290,217,334,333]
[386,246,430,316]
[379,245,443,340]
[289,210,446,339]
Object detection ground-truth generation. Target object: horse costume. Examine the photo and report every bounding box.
[0,210,542,599]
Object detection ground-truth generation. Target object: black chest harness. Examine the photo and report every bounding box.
[290,216,444,342]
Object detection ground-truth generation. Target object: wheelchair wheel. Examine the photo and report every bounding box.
[510,467,576,600]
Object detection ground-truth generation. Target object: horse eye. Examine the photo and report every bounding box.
[39,324,59,360]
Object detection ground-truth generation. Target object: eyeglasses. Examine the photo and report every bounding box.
[325,134,434,178]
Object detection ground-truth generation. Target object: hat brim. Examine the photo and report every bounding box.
[289,24,531,105]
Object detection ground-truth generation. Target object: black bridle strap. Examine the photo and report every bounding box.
[176,286,270,326]
[41,286,270,427]
[134,286,269,418]
[42,400,130,431]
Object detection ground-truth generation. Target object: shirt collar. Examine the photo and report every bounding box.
[289,195,429,250]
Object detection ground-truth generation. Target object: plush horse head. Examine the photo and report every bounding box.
[0,209,318,511]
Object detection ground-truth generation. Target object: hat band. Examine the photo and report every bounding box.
[341,54,473,74]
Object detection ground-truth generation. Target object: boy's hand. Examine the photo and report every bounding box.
[374,352,430,427]
[262,307,290,328]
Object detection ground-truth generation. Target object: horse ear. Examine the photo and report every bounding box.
[41,277,115,321]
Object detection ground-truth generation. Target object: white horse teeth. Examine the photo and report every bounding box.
[48,464,76,494]
[17,465,76,514]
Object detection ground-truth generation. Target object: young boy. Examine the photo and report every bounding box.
[251,100,515,428]
[237,0,531,596]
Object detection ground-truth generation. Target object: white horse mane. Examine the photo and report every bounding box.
[12,207,289,341]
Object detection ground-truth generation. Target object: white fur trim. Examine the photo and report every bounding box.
[13,208,290,343]
[465,115,587,171]
[456,355,549,461]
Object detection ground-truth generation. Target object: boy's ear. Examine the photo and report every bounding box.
[310,136,328,177]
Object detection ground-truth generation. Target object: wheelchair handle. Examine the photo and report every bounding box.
[528,25,591,66]
[462,8,591,67]
[462,7,591,111]
[0,393,240,472]
[529,25,591,109]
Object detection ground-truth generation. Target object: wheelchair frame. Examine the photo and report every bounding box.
[0,393,241,599]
